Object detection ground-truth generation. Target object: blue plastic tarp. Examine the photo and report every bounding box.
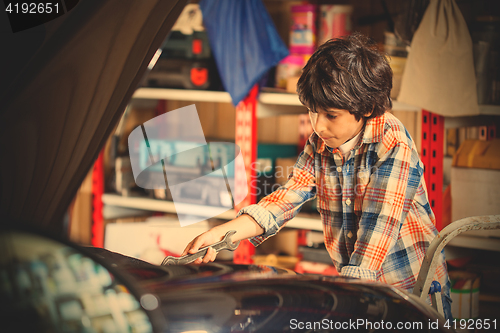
[199,0,289,105]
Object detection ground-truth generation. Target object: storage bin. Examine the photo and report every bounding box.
[290,4,317,54]
[318,5,353,46]
[451,139,500,236]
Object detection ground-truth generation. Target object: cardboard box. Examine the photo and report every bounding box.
[451,138,500,238]
[277,115,300,144]
[451,167,500,237]
[216,102,236,140]
[197,101,218,139]
[104,217,212,265]
[258,116,279,143]
[258,115,300,144]
[286,76,300,94]
[453,139,500,170]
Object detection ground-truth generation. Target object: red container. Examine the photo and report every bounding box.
[318,5,353,46]
[290,4,317,54]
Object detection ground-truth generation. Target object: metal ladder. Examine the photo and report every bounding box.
[413,215,500,316]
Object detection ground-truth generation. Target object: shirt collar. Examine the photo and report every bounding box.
[309,112,387,155]
[339,129,362,155]
[362,111,386,144]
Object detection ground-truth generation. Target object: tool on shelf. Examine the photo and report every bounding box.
[161,230,240,265]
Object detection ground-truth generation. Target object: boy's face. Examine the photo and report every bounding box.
[309,109,365,149]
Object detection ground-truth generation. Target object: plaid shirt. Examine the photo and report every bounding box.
[238,112,448,292]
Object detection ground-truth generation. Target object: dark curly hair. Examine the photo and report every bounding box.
[297,32,392,121]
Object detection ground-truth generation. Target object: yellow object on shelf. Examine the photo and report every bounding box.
[252,254,299,270]
[452,139,500,170]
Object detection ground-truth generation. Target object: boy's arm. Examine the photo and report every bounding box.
[181,214,264,264]
[341,142,423,281]
[237,142,317,246]
[182,140,317,263]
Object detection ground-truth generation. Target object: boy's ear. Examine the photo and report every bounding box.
[364,106,375,118]
[363,111,373,119]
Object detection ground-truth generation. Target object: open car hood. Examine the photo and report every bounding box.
[0,229,452,333]
[0,0,187,233]
[85,247,452,333]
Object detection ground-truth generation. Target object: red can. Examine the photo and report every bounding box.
[319,5,353,46]
[290,4,317,55]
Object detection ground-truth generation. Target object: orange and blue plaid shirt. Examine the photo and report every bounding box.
[238,112,448,292]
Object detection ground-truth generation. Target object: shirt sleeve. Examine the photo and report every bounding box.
[340,142,423,280]
[237,141,317,246]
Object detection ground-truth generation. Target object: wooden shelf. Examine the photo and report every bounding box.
[131,88,309,117]
[259,91,302,106]
[133,87,232,103]
[448,235,500,252]
[132,88,304,105]
[479,293,500,303]
[133,88,422,111]
[102,193,236,220]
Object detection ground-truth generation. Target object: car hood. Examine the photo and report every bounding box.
[2,228,453,333]
[87,247,451,333]
[150,273,447,333]
[0,0,186,233]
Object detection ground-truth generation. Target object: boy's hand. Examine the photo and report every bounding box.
[181,229,223,264]
[180,214,264,264]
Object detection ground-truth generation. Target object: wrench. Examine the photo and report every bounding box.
[161,230,240,266]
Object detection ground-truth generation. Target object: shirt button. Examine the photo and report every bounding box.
[346,199,352,206]
[336,166,342,172]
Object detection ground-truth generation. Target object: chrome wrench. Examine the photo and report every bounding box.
[161,230,240,265]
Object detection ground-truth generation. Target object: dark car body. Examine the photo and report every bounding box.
[0,1,453,332]
[135,265,448,333]
[1,228,451,332]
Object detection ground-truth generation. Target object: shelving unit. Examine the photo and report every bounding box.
[100,90,500,255]
[111,88,415,234]
[447,235,500,252]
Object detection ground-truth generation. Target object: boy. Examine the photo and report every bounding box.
[182,33,451,319]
